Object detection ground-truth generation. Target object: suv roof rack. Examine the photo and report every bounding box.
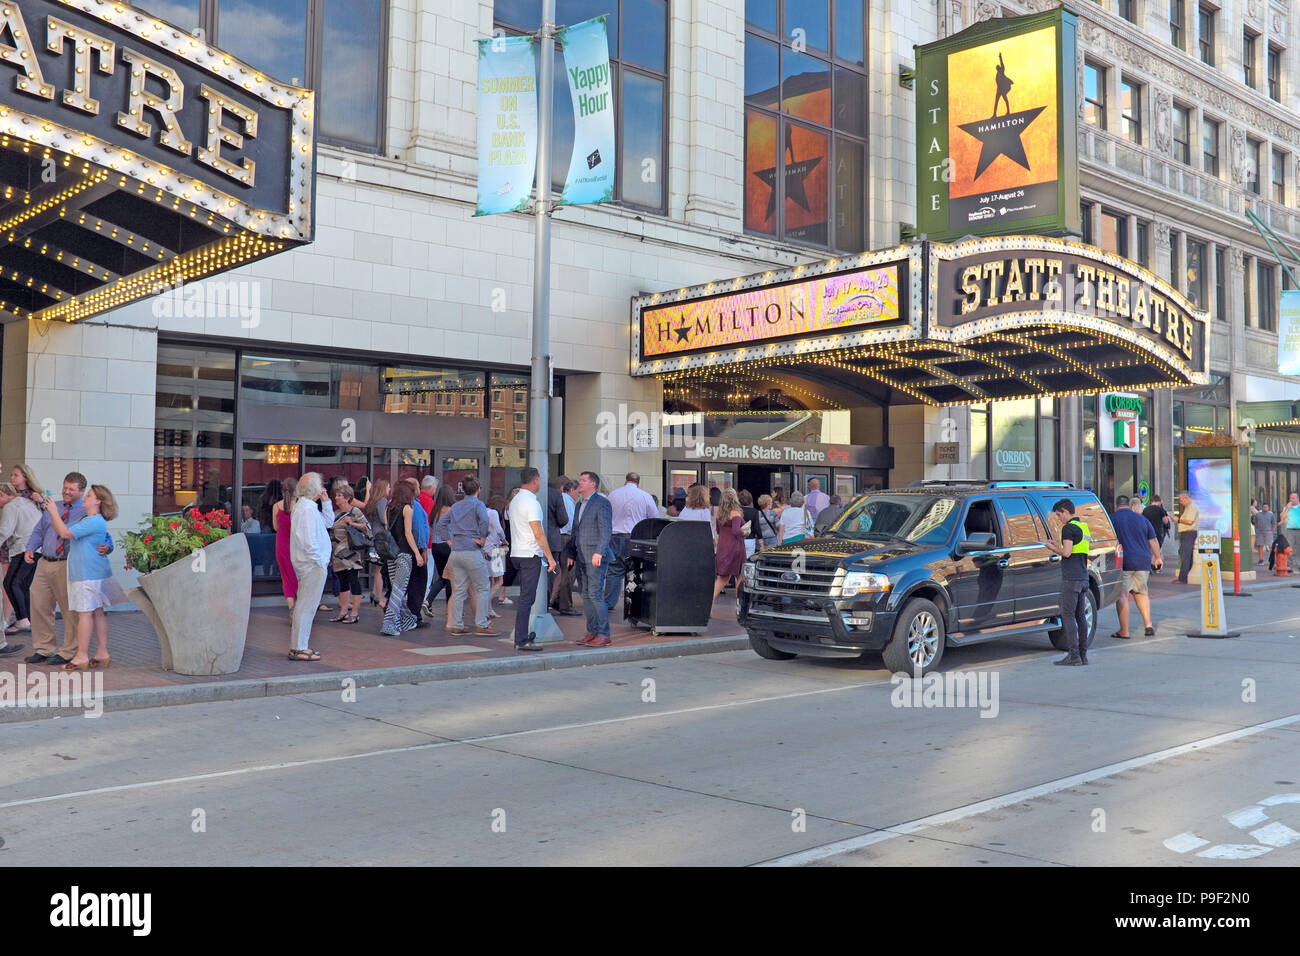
[986,481,1076,489]
[906,479,990,488]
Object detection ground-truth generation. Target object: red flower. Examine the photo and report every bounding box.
[169,521,180,530]
[143,534,152,543]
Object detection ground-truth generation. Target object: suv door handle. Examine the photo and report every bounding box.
[997,558,1010,568]
[1049,554,1062,562]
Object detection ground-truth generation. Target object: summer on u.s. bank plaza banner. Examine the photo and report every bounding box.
[476,35,539,216]
[1280,289,1300,375]
[558,16,616,206]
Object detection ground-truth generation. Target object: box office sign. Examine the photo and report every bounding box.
[640,262,905,362]
[930,238,1209,379]
[1099,392,1143,454]
[0,0,313,235]
[914,8,1079,242]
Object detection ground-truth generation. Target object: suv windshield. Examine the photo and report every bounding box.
[829,495,960,546]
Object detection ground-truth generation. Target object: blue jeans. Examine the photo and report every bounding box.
[604,534,630,611]
[578,557,609,637]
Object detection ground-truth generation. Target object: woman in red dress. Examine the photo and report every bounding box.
[273,476,299,609]
[713,487,746,603]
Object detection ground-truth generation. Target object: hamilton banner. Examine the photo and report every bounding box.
[559,16,616,205]
[915,8,1079,241]
[1280,290,1300,375]
[475,35,538,216]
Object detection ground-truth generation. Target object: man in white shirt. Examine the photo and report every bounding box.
[604,472,658,613]
[508,466,556,651]
[803,478,830,525]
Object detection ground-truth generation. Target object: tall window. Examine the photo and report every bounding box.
[1197,4,1215,65]
[1168,230,1181,286]
[1119,0,1136,23]
[1244,30,1258,89]
[1173,104,1191,164]
[496,0,670,212]
[1099,209,1127,257]
[1259,261,1276,331]
[1273,148,1287,203]
[1120,77,1142,143]
[1084,62,1106,128]
[1135,220,1150,267]
[1080,200,1094,244]
[1185,239,1206,310]
[1170,0,1185,50]
[211,0,387,151]
[967,398,1059,481]
[1202,117,1220,176]
[1268,44,1282,101]
[744,1,869,251]
[1247,137,1262,195]
[1215,247,1226,320]
[155,346,236,516]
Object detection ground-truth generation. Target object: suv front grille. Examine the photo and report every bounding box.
[751,556,844,597]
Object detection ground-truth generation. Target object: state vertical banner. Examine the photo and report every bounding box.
[558,16,616,205]
[1279,290,1300,375]
[476,35,538,216]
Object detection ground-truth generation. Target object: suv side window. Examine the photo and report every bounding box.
[998,496,1040,546]
[963,499,1002,546]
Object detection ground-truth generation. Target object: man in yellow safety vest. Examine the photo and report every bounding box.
[1045,498,1092,666]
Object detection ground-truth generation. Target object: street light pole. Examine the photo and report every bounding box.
[527,0,562,643]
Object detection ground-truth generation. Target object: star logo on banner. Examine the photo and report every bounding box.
[957,106,1046,179]
[753,157,824,218]
[672,320,692,343]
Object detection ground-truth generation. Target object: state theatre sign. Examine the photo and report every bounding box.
[0,0,314,323]
[631,237,1210,407]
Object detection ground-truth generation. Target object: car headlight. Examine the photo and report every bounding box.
[741,561,757,584]
[839,571,890,598]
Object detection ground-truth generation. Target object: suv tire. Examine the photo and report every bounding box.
[749,633,796,660]
[882,598,946,674]
[1048,587,1097,650]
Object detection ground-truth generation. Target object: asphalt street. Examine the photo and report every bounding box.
[2,585,1298,866]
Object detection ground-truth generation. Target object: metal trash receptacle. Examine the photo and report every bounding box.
[624,517,715,634]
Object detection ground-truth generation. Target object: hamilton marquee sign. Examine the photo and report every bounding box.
[915,7,1079,242]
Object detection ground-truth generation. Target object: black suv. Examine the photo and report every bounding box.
[738,481,1123,672]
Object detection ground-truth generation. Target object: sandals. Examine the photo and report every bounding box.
[1110,630,1131,640]
[287,648,321,661]
[342,614,359,625]
[329,612,349,623]
[90,657,111,669]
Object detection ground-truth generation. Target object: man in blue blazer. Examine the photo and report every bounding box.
[564,470,614,646]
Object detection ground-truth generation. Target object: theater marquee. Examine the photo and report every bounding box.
[0,0,315,323]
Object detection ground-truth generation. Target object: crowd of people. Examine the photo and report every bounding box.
[0,463,120,670]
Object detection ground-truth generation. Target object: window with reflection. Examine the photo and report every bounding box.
[241,355,379,410]
[968,398,1059,481]
[214,0,387,151]
[1185,239,1206,310]
[155,346,237,515]
[744,0,868,251]
[495,0,668,212]
[382,367,485,416]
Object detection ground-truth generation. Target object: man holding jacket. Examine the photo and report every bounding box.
[564,471,614,647]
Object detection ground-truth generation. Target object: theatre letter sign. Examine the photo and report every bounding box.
[915,7,1079,242]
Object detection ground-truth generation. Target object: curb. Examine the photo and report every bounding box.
[0,633,752,723]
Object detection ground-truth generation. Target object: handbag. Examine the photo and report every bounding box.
[345,511,372,551]
[372,514,399,562]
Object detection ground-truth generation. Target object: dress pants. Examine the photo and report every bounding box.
[407,556,428,619]
[29,557,80,658]
[577,557,610,638]
[1178,531,1196,582]
[1059,577,1090,658]
[550,534,574,610]
[511,556,543,646]
[4,554,36,620]
[450,549,491,629]
[290,560,326,652]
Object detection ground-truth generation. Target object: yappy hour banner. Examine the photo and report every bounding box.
[475,35,538,216]
[559,16,616,205]
[641,265,901,359]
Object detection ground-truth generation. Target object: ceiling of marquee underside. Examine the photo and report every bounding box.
[658,325,1197,407]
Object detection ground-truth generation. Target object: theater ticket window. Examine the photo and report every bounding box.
[744,0,868,251]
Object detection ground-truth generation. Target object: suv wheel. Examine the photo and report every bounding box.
[1048,588,1097,650]
[882,598,946,674]
[749,633,796,660]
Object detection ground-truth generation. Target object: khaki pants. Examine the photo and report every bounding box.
[29,557,80,658]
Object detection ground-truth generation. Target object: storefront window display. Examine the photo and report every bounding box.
[967,398,1059,481]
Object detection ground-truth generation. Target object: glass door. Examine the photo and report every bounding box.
[441,454,484,499]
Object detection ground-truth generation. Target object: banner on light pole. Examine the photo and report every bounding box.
[475,35,538,216]
[558,16,616,206]
[1280,290,1300,375]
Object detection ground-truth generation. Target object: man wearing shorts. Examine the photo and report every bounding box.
[1111,495,1162,638]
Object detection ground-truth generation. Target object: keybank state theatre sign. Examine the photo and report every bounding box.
[0,0,314,323]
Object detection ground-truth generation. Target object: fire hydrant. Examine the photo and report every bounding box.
[1276,544,1293,576]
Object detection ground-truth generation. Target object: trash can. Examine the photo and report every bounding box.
[624,517,715,634]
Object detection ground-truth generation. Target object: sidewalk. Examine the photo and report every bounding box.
[0,590,749,719]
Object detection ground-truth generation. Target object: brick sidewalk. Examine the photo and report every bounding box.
[0,590,744,694]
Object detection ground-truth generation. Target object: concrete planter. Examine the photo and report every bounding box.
[126,532,251,675]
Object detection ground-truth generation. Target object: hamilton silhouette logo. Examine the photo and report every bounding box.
[957,52,1045,180]
[753,126,823,218]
